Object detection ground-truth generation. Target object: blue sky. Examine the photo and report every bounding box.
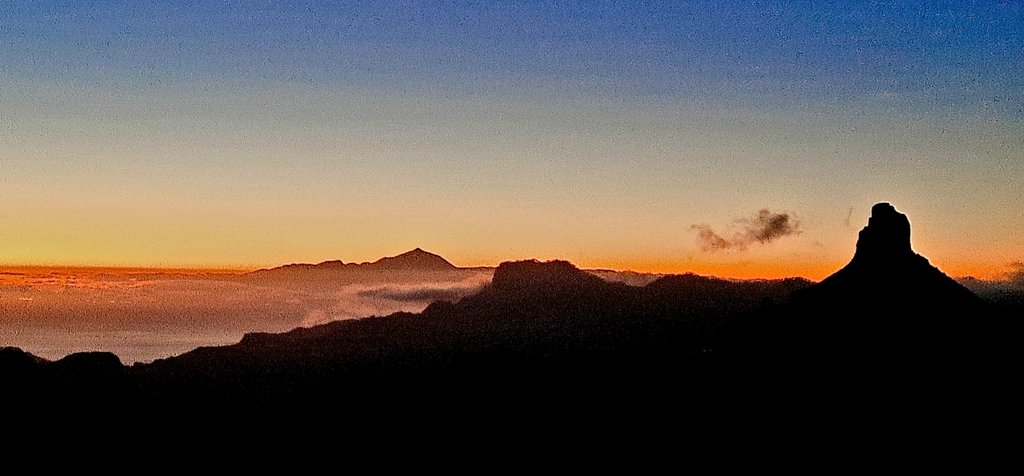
[5,1,1020,101]
[1,1,1022,277]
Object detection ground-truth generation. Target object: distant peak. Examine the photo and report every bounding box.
[395,248,437,258]
[854,202,913,261]
[371,248,457,270]
[398,248,431,257]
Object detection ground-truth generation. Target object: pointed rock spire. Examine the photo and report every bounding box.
[853,202,914,262]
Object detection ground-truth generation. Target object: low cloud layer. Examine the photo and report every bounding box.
[300,275,490,327]
[357,282,484,303]
[692,209,801,252]
[0,269,492,363]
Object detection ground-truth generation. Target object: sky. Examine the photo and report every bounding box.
[1,1,1022,279]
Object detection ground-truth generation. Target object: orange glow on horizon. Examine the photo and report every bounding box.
[1,255,1013,283]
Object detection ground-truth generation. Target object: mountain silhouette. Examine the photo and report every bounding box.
[490,259,611,294]
[250,248,664,289]
[0,203,1012,407]
[799,203,979,306]
[365,248,458,271]
[126,260,806,404]
[246,248,480,288]
[257,247,457,273]
[0,348,137,406]
[747,202,993,359]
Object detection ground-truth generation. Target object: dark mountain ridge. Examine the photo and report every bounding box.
[129,260,807,403]
[1,203,1014,408]
[250,248,673,286]
[1,347,137,404]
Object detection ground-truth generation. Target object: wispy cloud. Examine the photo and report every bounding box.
[691,209,801,252]
[301,275,491,326]
[357,282,486,303]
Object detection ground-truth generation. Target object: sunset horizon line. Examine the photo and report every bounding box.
[0,247,1011,282]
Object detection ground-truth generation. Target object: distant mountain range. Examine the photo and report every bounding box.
[254,248,461,273]
[243,248,488,288]
[245,247,664,287]
[1,203,1015,408]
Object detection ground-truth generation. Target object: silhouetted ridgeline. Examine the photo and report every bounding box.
[241,248,491,292]
[1,261,808,406]
[1,347,139,404]
[129,260,811,404]
[0,204,1016,409]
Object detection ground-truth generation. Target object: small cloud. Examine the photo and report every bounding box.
[690,224,731,251]
[691,209,802,252]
